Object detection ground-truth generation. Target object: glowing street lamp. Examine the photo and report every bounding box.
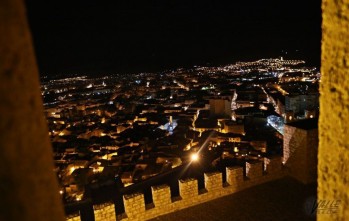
[191,153,199,162]
[76,196,82,201]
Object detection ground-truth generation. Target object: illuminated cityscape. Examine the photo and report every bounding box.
[3,0,349,219]
[0,0,332,221]
[41,58,320,206]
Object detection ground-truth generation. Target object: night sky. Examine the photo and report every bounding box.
[25,0,321,76]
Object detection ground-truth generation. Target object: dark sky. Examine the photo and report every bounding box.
[25,0,321,75]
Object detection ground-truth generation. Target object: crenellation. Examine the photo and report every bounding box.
[93,202,116,221]
[283,121,318,184]
[204,172,223,192]
[66,163,286,221]
[152,184,172,209]
[66,213,81,221]
[179,178,198,199]
[226,166,244,189]
[245,161,263,180]
[264,156,282,174]
[123,192,145,218]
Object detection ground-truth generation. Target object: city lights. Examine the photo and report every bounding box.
[40,57,319,207]
[10,0,323,219]
[190,153,199,162]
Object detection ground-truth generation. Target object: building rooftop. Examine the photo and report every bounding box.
[151,177,316,221]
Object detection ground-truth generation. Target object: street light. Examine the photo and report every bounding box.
[191,153,199,162]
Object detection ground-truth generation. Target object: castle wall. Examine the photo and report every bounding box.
[246,161,263,182]
[151,185,171,208]
[226,166,244,192]
[179,178,198,200]
[93,203,116,221]
[66,156,285,221]
[319,0,349,219]
[123,193,145,219]
[66,213,80,221]
[0,0,65,220]
[283,125,318,184]
[204,172,223,192]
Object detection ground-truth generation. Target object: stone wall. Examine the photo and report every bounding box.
[93,202,116,221]
[66,156,285,221]
[123,193,145,219]
[306,129,318,185]
[246,161,263,180]
[66,213,80,221]
[179,178,198,200]
[319,0,349,220]
[151,185,171,208]
[0,0,65,220]
[204,172,223,192]
[226,166,244,191]
[264,156,282,173]
[283,125,318,184]
[283,126,306,165]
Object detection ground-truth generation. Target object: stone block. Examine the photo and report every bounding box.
[226,166,244,186]
[204,172,223,192]
[151,184,172,208]
[246,161,263,180]
[179,178,198,199]
[123,192,145,217]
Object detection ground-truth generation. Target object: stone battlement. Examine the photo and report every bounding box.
[66,156,285,221]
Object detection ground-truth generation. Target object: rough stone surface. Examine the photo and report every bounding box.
[94,203,116,221]
[283,125,318,184]
[179,178,198,199]
[319,0,349,220]
[67,157,286,221]
[152,185,171,208]
[123,192,145,218]
[264,156,282,174]
[66,213,81,221]
[150,177,316,221]
[0,1,65,221]
[226,166,244,188]
[204,172,222,192]
[246,161,263,180]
